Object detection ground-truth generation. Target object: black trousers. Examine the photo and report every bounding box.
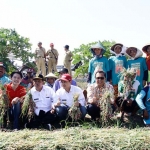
[26,110,57,129]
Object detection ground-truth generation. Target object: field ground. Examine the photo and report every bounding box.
[0,114,150,150]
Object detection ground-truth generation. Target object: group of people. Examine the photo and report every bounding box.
[1,41,150,131]
[35,42,73,76]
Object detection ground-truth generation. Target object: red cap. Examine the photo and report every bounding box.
[60,74,72,82]
[50,43,54,46]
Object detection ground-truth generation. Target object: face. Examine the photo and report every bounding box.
[129,48,137,58]
[47,78,55,84]
[147,46,150,54]
[95,72,105,85]
[93,48,102,56]
[38,43,42,48]
[60,80,71,89]
[11,73,22,86]
[0,66,5,77]
[50,45,54,49]
[114,46,122,54]
[33,79,44,89]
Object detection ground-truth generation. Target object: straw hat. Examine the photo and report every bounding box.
[111,43,123,51]
[45,72,57,79]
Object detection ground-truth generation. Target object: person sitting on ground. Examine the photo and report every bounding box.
[0,62,11,85]
[87,70,114,121]
[45,72,58,88]
[54,74,86,122]
[3,71,26,130]
[24,74,58,130]
[136,84,150,127]
[53,68,77,92]
[115,68,141,119]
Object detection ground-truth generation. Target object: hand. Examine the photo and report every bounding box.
[11,97,20,105]
[143,109,149,119]
[54,100,61,107]
[74,101,79,107]
[89,97,97,104]
[50,109,55,114]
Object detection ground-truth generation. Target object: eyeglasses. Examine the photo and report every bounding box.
[96,77,105,80]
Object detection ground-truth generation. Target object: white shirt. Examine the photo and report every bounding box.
[30,85,58,115]
[56,85,86,107]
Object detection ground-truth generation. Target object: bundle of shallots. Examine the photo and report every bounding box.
[0,83,10,128]
[99,88,114,126]
[21,91,35,121]
[68,93,81,122]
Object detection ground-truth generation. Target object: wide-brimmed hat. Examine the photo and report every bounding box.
[111,43,123,51]
[33,74,45,81]
[45,72,57,79]
[60,74,72,82]
[142,43,150,53]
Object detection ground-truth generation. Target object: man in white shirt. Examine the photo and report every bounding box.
[25,74,58,130]
[54,74,87,121]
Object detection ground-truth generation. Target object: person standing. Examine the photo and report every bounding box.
[63,45,73,76]
[35,42,46,76]
[46,43,59,73]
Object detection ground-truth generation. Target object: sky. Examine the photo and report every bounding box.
[0,0,150,65]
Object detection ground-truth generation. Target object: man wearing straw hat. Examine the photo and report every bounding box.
[45,72,58,88]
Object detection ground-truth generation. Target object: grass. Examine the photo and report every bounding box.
[0,126,150,150]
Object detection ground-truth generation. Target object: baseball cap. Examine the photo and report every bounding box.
[60,74,72,82]
[0,62,6,69]
[58,68,68,74]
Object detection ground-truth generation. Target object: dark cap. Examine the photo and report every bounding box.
[58,68,68,74]
[0,62,6,69]
[38,42,42,44]
[33,74,45,81]
[64,45,69,49]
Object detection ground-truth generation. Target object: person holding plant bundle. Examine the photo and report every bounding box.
[115,68,141,120]
[54,74,86,122]
[125,47,148,88]
[142,43,150,83]
[87,70,114,121]
[109,43,127,99]
[24,74,58,130]
[1,71,26,130]
[87,41,110,84]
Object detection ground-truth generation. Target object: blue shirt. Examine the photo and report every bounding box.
[0,75,11,85]
[127,57,147,87]
[88,56,109,84]
[109,56,127,85]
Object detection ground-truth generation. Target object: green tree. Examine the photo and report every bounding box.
[0,28,35,73]
[72,40,116,77]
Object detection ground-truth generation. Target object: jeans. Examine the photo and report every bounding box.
[55,105,87,121]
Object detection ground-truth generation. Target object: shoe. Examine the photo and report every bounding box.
[45,124,52,130]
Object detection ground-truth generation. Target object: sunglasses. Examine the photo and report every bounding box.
[96,77,105,80]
